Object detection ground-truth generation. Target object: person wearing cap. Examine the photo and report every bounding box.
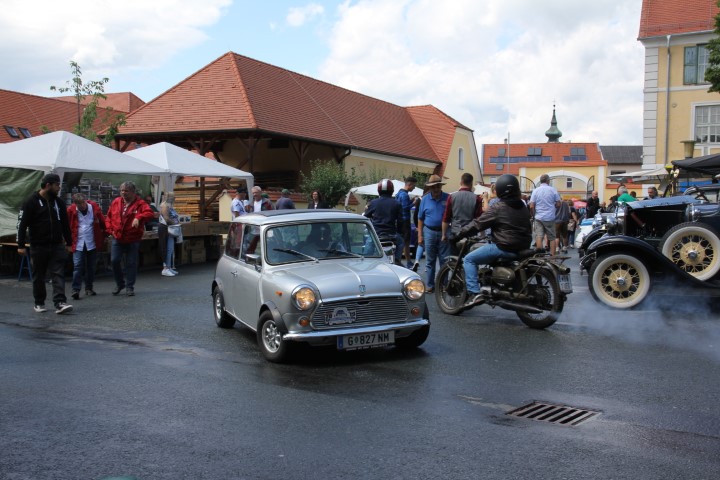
[417,174,450,293]
[231,188,249,218]
[275,189,296,210]
[17,173,74,314]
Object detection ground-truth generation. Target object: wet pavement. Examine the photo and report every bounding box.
[0,255,719,479]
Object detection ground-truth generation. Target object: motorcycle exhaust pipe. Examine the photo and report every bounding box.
[494,300,543,314]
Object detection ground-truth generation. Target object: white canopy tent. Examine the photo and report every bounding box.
[124,142,254,203]
[606,166,669,185]
[344,179,425,208]
[0,130,167,177]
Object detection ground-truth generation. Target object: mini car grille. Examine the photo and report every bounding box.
[311,296,408,329]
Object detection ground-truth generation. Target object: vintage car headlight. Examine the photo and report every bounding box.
[403,278,425,300]
[292,286,317,310]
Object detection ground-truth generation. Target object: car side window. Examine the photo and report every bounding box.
[225,223,243,259]
[241,224,262,261]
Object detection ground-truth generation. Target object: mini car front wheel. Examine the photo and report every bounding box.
[213,286,236,328]
[257,311,291,363]
[589,253,650,309]
[659,222,720,281]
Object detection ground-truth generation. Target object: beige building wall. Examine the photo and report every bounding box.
[642,33,720,169]
[520,166,608,202]
[441,128,482,191]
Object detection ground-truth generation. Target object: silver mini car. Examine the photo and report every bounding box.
[212,210,430,362]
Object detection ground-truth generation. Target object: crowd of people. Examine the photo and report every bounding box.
[16,173,653,315]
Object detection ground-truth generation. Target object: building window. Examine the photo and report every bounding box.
[4,125,20,138]
[570,147,585,155]
[458,147,465,170]
[684,45,709,85]
[19,128,32,138]
[566,177,573,189]
[496,163,504,171]
[498,148,506,156]
[527,147,542,156]
[695,105,720,144]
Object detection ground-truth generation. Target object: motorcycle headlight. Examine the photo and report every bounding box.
[403,278,425,301]
[292,286,317,310]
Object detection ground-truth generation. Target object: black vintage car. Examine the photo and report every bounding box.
[580,189,720,309]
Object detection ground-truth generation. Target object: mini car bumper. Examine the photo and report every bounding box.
[282,318,429,344]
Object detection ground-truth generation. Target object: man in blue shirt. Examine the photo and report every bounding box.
[395,176,416,268]
[417,174,449,293]
[528,173,561,256]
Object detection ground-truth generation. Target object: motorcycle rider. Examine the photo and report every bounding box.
[453,174,532,307]
[364,179,404,264]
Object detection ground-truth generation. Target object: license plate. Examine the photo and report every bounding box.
[337,331,395,350]
[558,274,573,293]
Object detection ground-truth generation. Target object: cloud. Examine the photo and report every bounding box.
[0,0,230,96]
[286,3,325,27]
[319,0,644,145]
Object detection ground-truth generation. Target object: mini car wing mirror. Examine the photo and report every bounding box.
[246,253,261,267]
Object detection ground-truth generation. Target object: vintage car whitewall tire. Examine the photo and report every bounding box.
[257,310,291,363]
[213,286,236,328]
[659,223,720,281]
[589,254,651,309]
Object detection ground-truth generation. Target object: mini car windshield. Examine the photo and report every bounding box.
[265,221,383,265]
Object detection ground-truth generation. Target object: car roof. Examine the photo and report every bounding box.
[233,209,368,226]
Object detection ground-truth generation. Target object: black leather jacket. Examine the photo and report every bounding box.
[457,198,532,252]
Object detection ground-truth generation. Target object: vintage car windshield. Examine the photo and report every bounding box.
[265,221,383,265]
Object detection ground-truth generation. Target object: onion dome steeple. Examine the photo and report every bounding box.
[545,104,562,143]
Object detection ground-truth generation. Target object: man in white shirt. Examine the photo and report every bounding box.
[67,193,107,299]
[528,174,561,255]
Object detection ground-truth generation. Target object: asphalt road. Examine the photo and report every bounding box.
[0,253,719,480]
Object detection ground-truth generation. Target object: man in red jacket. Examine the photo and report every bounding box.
[105,181,154,296]
[67,193,106,299]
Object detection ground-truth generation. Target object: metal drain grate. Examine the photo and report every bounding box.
[506,401,600,426]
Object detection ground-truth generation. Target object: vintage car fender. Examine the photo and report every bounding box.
[259,301,287,333]
[581,234,711,288]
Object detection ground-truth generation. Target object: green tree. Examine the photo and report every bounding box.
[300,159,359,208]
[706,1,720,92]
[50,61,126,146]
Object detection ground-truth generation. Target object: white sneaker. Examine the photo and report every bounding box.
[34,304,47,313]
[55,303,73,314]
[169,268,178,275]
[162,268,177,277]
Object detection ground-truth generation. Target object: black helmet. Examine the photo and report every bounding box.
[495,174,520,199]
[377,179,395,196]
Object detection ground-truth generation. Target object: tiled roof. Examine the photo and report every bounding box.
[639,0,719,39]
[55,92,145,113]
[598,145,643,165]
[0,89,80,143]
[482,142,605,174]
[406,105,468,173]
[118,52,450,163]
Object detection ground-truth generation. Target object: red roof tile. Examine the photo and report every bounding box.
[406,105,466,173]
[55,92,145,113]
[118,52,445,163]
[639,0,719,39]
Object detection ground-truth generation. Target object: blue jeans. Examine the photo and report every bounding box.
[463,243,518,294]
[111,239,140,289]
[164,236,175,268]
[423,227,449,288]
[71,246,97,291]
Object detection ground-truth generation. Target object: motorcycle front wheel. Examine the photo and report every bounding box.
[517,267,562,329]
[435,263,468,315]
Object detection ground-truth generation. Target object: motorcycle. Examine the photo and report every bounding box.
[435,236,573,329]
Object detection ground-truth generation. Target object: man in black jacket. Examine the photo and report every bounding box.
[364,179,403,265]
[454,174,532,307]
[17,173,74,314]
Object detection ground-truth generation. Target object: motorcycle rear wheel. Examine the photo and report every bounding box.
[435,263,468,315]
[516,267,562,329]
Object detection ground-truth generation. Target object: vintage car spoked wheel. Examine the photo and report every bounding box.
[659,223,720,281]
[589,254,650,309]
[516,268,561,329]
[257,311,290,363]
[213,286,236,328]
[435,263,468,315]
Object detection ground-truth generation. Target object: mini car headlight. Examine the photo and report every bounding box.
[403,279,425,301]
[292,286,317,310]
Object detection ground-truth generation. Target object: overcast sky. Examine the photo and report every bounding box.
[0,0,645,146]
